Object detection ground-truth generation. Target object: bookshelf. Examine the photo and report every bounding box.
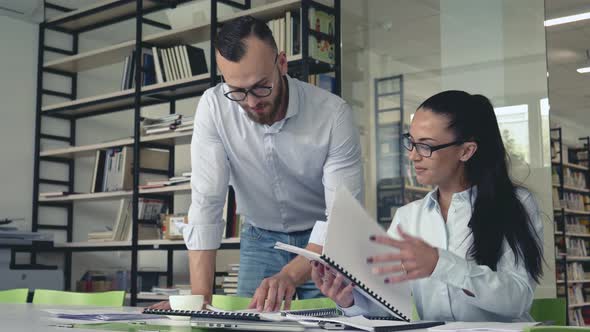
[551,128,590,325]
[374,75,432,227]
[28,0,342,306]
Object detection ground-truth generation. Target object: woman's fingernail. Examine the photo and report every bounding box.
[366,257,373,263]
[384,278,390,284]
[369,235,376,241]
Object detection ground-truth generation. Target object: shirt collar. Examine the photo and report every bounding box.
[284,74,299,120]
[425,186,477,210]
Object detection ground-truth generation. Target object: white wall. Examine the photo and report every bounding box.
[0,16,37,235]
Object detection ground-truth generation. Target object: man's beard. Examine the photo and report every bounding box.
[243,77,284,125]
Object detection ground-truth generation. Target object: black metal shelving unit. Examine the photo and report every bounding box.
[551,128,590,325]
[374,75,404,227]
[18,0,343,306]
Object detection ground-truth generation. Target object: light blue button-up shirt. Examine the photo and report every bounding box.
[182,75,363,250]
[342,186,543,322]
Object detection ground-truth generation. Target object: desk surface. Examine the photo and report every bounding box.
[1,303,396,332]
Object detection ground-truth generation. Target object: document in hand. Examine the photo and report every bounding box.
[275,186,412,321]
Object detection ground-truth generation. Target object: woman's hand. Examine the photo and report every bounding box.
[368,225,439,284]
[310,261,355,308]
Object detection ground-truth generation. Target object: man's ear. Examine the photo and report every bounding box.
[277,51,288,75]
[460,141,478,162]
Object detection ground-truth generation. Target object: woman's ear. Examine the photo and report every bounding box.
[460,142,478,162]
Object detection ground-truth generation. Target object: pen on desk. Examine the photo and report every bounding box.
[49,323,74,328]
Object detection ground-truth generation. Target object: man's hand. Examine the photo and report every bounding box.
[310,261,354,308]
[147,300,171,310]
[248,272,297,312]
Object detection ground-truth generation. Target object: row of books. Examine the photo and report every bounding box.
[88,198,165,242]
[551,140,590,167]
[568,284,587,305]
[558,262,589,281]
[567,238,588,257]
[142,114,194,135]
[556,215,590,234]
[121,45,208,90]
[221,264,240,295]
[553,189,590,211]
[266,8,335,65]
[553,167,588,189]
[267,11,299,57]
[570,307,590,326]
[76,270,130,293]
[91,147,169,193]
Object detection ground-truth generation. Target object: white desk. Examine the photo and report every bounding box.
[2,303,410,332]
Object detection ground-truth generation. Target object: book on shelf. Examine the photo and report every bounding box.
[265,8,335,63]
[141,114,194,135]
[91,147,169,193]
[121,44,207,89]
[121,47,156,90]
[141,176,190,188]
[161,214,187,240]
[39,191,77,197]
[87,231,114,241]
[551,139,560,162]
[309,7,335,36]
[221,263,240,295]
[105,198,165,241]
[308,73,336,93]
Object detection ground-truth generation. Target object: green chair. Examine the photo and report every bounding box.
[0,288,29,303]
[211,295,336,311]
[211,295,251,311]
[529,298,566,326]
[525,327,590,332]
[32,289,125,307]
[289,297,336,310]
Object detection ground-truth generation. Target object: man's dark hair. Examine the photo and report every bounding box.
[214,15,277,62]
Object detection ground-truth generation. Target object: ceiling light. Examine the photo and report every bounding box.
[544,12,590,26]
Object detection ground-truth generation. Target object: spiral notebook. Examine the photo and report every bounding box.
[142,308,339,320]
[275,186,412,322]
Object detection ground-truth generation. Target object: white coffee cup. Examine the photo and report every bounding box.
[169,294,204,320]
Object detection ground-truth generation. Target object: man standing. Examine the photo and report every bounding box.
[154,15,362,312]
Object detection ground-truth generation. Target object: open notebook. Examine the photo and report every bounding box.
[275,186,412,322]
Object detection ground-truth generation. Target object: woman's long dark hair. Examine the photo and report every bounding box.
[419,90,543,283]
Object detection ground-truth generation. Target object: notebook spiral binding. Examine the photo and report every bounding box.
[282,308,340,317]
[321,254,409,322]
[142,308,262,321]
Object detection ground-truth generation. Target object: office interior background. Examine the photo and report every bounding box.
[0,0,589,324]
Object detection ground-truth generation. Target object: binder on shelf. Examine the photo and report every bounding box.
[91,147,169,193]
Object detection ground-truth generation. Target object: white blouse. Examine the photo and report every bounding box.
[342,186,543,322]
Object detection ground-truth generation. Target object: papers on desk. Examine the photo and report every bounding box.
[260,312,443,332]
[428,322,540,332]
[45,308,163,321]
